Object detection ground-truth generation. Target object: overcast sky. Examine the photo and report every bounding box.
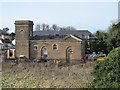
[0,1,118,33]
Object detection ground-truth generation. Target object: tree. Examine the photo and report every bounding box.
[42,24,46,31]
[2,27,9,34]
[9,32,15,41]
[35,24,50,31]
[35,23,76,31]
[65,26,76,31]
[91,47,120,88]
[35,24,41,31]
[108,22,120,49]
[46,24,50,31]
[59,26,76,31]
[89,21,120,55]
[52,24,58,31]
[90,31,108,54]
[59,27,66,31]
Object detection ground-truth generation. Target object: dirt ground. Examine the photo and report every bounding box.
[2,60,95,88]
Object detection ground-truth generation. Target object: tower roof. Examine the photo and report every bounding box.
[15,20,34,25]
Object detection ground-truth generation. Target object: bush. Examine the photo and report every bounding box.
[91,47,120,88]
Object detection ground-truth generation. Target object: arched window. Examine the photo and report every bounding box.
[53,44,57,50]
[33,45,38,50]
[20,29,24,34]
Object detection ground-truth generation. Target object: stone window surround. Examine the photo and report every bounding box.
[20,29,24,32]
[33,45,38,50]
[33,44,59,51]
[52,44,58,50]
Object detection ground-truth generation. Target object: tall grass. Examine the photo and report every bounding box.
[2,61,95,88]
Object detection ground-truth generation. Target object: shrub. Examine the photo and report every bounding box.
[91,47,120,88]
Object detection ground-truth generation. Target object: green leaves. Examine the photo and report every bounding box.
[89,22,120,54]
[91,47,120,88]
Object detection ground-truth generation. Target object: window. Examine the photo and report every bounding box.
[20,29,23,31]
[20,29,24,36]
[33,45,38,50]
[9,50,13,57]
[56,33,59,36]
[53,44,57,50]
[20,29,23,33]
[82,34,85,37]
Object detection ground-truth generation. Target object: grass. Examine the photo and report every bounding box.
[2,60,95,88]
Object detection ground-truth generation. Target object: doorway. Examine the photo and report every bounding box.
[41,46,48,61]
[66,47,73,63]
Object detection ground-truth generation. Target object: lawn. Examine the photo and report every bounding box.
[2,60,95,88]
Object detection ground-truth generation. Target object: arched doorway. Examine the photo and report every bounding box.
[41,46,48,61]
[66,47,73,63]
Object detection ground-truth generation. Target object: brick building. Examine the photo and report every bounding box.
[15,20,86,62]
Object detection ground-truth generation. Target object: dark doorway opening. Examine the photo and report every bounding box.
[41,46,48,62]
[66,47,73,63]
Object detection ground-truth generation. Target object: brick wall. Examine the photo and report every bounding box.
[30,40,85,61]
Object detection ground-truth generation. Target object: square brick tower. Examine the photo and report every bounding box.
[15,20,34,59]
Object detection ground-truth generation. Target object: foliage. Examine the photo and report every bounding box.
[91,47,120,88]
[9,32,15,41]
[0,28,15,41]
[88,22,120,54]
[108,23,120,48]
[2,27,9,34]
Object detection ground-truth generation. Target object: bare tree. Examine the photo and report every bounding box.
[59,26,76,31]
[60,27,66,31]
[65,26,76,31]
[42,24,46,31]
[46,24,50,31]
[35,23,76,31]
[35,24,41,31]
[57,26,61,31]
[51,24,58,31]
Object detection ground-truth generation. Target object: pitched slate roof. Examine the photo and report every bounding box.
[30,35,66,40]
[33,30,95,39]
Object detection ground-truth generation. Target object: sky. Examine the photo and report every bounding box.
[0,1,119,33]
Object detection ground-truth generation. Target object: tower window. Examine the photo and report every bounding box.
[33,45,38,50]
[53,44,57,50]
[20,30,23,32]
[20,29,24,35]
